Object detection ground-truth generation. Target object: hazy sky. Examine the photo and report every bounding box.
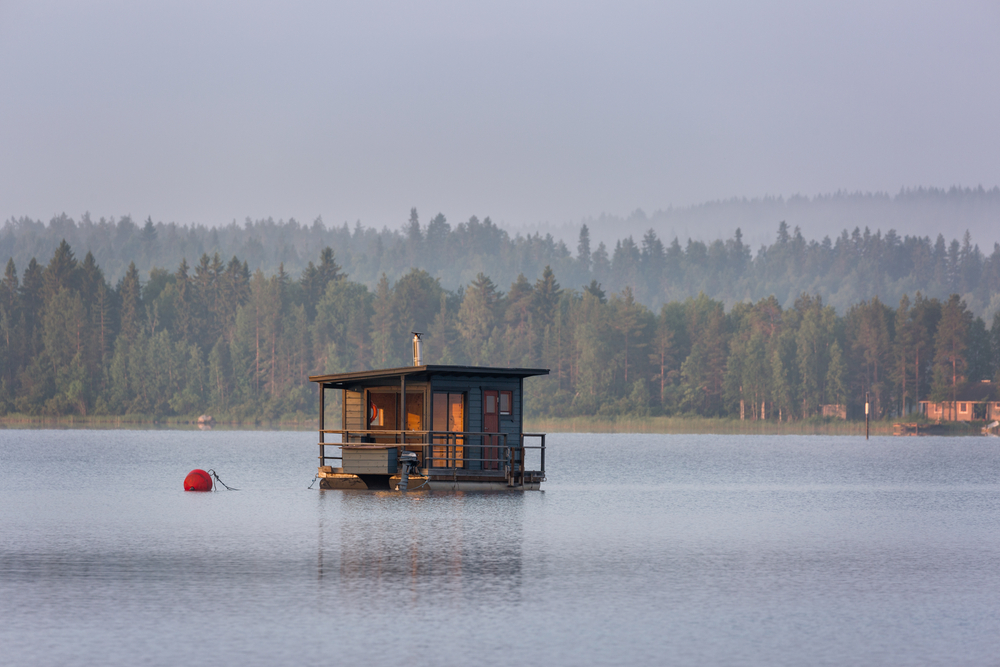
[2,1,998,232]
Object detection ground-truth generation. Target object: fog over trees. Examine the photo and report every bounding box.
[5,186,1000,321]
[2,205,999,421]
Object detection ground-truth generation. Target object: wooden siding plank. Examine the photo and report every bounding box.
[345,390,364,430]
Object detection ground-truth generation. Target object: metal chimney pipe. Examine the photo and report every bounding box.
[412,332,423,366]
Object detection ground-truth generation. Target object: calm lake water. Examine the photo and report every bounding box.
[2,430,1000,666]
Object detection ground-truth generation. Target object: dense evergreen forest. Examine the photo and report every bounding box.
[1,235,998,422]
[4,187,1000,320]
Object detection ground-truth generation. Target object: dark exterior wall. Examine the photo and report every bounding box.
[430,374,521,471]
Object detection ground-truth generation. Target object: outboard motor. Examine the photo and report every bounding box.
[398,450,418,491]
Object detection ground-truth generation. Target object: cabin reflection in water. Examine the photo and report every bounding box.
[310,362,548,491]
[317,493,526,598]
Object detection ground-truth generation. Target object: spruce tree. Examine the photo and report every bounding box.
[577,224,591,273]
[370,274,396,369]
[118,262,143,343]
[931,294,971,418]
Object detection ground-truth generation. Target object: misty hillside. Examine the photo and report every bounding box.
[3,186,1000,321]
[522,186,1000,251]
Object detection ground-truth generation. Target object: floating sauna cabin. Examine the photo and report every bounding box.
[310,349,548,491]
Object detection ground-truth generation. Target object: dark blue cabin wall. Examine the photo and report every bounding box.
[429,376,518,424]
[430,374,524,472]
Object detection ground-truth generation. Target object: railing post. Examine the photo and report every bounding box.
[520,442,525,486]
[541,434,545,476]
[319,384,325,467]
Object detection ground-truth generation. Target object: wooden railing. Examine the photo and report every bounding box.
[317,429,546,485]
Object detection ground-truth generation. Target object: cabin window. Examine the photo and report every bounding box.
[432,392,465,468]
[369,393,397,430]
[367,391,424,444]
[500,391,512,416]
[960,403,968,413]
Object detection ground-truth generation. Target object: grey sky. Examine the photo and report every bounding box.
[2,1,998,235]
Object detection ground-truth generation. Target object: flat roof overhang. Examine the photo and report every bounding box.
[309,364,549,390]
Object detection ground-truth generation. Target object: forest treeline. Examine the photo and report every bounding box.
[1,239,999,422]
[4,190,1000,321]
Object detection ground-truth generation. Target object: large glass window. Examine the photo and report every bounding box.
[432,392,464,467]
[368,393,397,430]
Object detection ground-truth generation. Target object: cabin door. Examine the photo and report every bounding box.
[483,390,500,470]
[432,392,464,468]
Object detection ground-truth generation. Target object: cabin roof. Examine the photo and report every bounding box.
[918,381,999,403]
[309,364,549,389]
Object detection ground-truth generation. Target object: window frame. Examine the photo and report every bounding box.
[499,390,512,416]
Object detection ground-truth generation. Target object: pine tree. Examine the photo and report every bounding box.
[370,274,396,368]
[392,269,444,360]
[208,338,232,410]
[577,224,591,273]
[591,242,611,285]
[583,279,606,303]
[533,266,561,330]
[931,294,972,418]
[965,316,993,382]
[504,274,535,366]
[406,208,423,265]
[795,295,828,417]
[458,273,501,365]
[771,343,791,421]
[118,262,143,344]
[650,307,676,409]
[0,260,20,382]
[141,217,158,261]
[893,294,913,415]
[910,293,940,403]
[217,257,250,342]
[847,297,891,417]
[426,295,461,365]
[826,339,848,406]
[174,259,197,342]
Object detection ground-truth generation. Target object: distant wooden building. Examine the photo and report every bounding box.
[821,404,847,420]
[309,357,549,491]
[919,380,1000,422]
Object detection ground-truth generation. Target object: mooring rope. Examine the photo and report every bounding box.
[406,477,428,491]
[307,475,319,490]
[206,469,238,491]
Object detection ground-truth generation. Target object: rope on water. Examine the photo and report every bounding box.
[406,477,428,491]
[206,469,238,491]
[307,475,319,490]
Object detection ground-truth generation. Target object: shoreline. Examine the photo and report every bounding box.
[0,414,985,436]
[525,415,983,436]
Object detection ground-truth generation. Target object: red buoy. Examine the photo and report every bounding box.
[184,469,213,492]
